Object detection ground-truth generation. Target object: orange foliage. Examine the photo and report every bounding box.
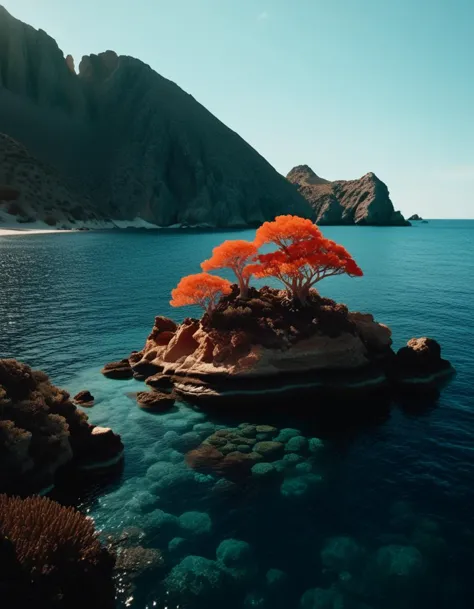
[254,215,323,249]
[252,215,363,302]
[201,240,258,298]
[170,215,363,311]
[170,273,232,313]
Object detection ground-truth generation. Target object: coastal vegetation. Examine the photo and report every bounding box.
[170,215,363,312]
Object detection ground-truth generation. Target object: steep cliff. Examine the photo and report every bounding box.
[0,6,312,228]
[287,165,409,226]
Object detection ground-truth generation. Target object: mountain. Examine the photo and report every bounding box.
[0,6,312,229]
[287,165,409,226]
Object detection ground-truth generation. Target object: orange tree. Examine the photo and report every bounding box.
[201,240,257,298]
[252,215,363,303]
[170,273,232,313]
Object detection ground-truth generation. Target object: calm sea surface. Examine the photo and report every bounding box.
[1,221,474,609]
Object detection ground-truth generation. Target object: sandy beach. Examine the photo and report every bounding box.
[0,228,74,237]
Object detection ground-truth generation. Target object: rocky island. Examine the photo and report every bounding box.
[103,216,453,410]
[287,165,410,226]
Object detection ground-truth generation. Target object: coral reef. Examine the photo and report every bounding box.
[0,494,115,609]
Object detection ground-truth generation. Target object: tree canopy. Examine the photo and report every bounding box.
[170,215,363,312]
[170,273,232,312]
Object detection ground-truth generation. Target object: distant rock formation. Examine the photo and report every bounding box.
[409,214,423,221]
[0,6,312,228]
[287,165,409,226]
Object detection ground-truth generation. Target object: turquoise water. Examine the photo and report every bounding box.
[1,221,474,608]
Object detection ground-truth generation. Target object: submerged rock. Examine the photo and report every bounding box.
[375,544,424,580]
[115,546,164,575]
[321,536,364,572]
[136,390,175,411]
[143,509,179,541]
[73,390,94,407]
[216,538,258,583]
[186,445,224,472]
[265,568,288,592]
[280,476,310,498]
[285,436,308,453]
[251,462,279,479]
[254,441,285,461]
[300,587,343,609]
[308,438,324,453]
[178,511,212,537]
[168,536,190,560]
[166,555,230,605]
[275,428,302,443]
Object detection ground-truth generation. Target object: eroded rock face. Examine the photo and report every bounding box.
[287,165,409,226]
[0,359,123,493]
[0,7,312,228]
[109,292,452,408]
[133,300,389,382]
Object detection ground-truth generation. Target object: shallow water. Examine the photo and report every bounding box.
[1,221,474,609]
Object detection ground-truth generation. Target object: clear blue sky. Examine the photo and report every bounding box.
[4,0,474,218]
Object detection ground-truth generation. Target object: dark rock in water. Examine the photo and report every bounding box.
[393,337,453,387]
[287,165,410,226]
[409,214,423,221]
[136,390,175,411]
[146,373,175,391]
[101,359,133,379]
[73,390,94,407]
[0,358,123,493]
[0,7,312,228]
[75,426,124,471]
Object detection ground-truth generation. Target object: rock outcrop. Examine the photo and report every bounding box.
[409,214,423,221]
[105,287,452,408]
[0,359,124,494]
[287,165,409,226]
[0,6,312,228]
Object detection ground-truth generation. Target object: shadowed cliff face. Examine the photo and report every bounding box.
[287,165,409,226]
[0,6,312,228]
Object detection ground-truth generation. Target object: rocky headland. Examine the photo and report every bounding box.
[287,165,409,226]
[0,6,311,229]
[104,287,453,410]
[0,359,124,494]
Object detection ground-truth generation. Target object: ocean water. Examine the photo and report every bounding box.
[1,220,474,609]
